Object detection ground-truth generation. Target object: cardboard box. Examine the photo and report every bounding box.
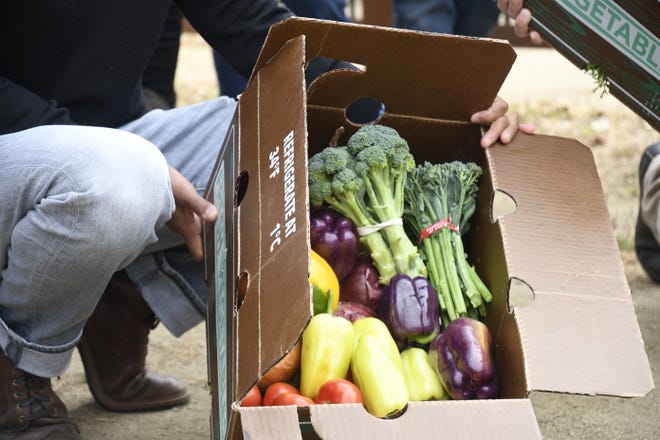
[524,0,659,130]
[203,17,655,439]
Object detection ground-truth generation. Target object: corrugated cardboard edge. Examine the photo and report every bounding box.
[309,400,542,439]
[239,405,303,440]
[487,133,655,397]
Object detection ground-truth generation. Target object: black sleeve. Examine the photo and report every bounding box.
[174,0,294,80]
[142,3,183,108]
[0,76,75,135]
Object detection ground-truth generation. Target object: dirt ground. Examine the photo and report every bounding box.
[53,33,659,439]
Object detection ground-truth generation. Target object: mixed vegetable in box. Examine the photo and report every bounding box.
[239,124,498,417]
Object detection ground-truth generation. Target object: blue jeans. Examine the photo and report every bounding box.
[393,0,500,37]
[0,97,237,378]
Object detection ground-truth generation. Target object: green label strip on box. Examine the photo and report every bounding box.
[555,0,659,79]
[213,163,228,438]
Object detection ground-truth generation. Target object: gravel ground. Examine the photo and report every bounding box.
[53,33,659,440]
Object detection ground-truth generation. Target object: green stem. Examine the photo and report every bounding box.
[469,265,493,303]
[359,231,397,285]
[423,237,455,321]
[440,228,466,317]
[381,223,427,278]
[451,233,482,309]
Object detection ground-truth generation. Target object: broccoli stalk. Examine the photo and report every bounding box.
[308,146,398,283]
[347,125,427,280]
[404,161,492,325]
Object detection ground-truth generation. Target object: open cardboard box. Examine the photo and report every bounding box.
[203,17,655,440]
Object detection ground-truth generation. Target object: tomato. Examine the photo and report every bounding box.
[271,392,315,407]
[240,384,262,407]
[315,378,364,404]
[262,382,300,406]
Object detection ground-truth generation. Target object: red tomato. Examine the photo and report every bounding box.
[240,385,262,407]
[262,382,300,406]
[315,379,364,404]
[271,392,315,407]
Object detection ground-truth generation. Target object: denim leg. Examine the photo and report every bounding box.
[393,0,499,37]
[120,96,238,337]
[213,51,248,99]
[393,0,456,33]
[0,125,174,377]
[454,0,500,37]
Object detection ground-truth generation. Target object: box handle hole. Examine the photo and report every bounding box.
[345,97,385,125]
[234,170,249,207]
[236,271,249,309]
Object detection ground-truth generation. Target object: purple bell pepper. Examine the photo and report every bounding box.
[379,273,440,345]
[310,209,358,281]
[428,317,498,400]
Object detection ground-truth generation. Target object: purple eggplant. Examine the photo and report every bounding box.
[309,209,358,281]
[379,273,440,345]
[428,317,498,400]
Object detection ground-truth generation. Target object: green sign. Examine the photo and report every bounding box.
[213,163,228,438]
[556,0,659,78]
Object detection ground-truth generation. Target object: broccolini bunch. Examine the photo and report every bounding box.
[404,161,492,326]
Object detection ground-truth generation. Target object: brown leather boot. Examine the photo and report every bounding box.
[0,348,81,439]
[77,271,190,412]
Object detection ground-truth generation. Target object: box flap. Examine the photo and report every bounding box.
[255,17,516,123]
[234,35,312,398]
[239,406,304,440]
[308,400,542,439]
[488,133,654,396]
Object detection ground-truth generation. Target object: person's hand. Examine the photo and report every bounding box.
[497,1,544,45]
[470,96,536,148]
[167,166,218,260]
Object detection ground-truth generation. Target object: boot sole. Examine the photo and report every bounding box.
[77,336,191,412]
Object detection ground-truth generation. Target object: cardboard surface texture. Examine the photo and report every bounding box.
[524,0,659,130]
[203,17,654,440]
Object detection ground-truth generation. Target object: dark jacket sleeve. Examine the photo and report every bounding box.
[174,0,294,80]
[0,76,76,135]
[0,76,75,135]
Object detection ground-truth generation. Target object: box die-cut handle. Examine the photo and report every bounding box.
[257,17,516,123]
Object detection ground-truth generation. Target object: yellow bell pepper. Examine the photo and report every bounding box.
[400,347,447,401]
[310,249,340,314]
[300,291,355,399]
[351,333,409,418]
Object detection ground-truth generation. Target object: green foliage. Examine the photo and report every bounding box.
[584,63,610,98]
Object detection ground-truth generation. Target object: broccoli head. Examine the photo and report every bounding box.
[348,125,416,220]
[346,124,408,156]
